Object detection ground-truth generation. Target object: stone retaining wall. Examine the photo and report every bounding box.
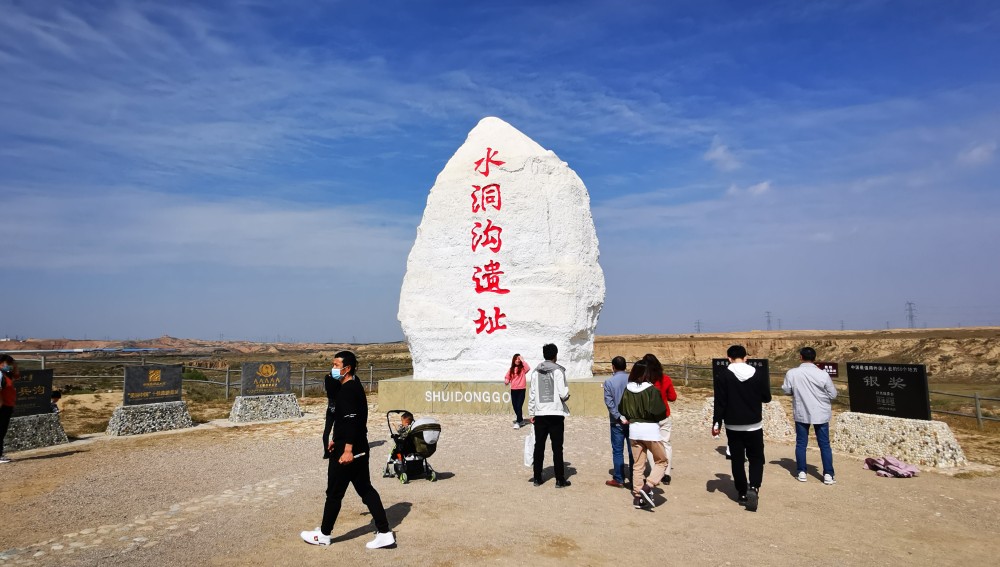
[701,398,793,440]
[228,394,303,423]
[4,413,69,452]
[105,401,194,436]
[831,411,967,468]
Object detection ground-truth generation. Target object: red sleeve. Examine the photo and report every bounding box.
[664,375,677,402]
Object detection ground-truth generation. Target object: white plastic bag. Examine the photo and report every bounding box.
[523,430,535,467]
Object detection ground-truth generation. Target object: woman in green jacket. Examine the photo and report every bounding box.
[618,361,668,509]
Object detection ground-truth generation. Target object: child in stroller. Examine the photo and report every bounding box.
[383,410,441,483]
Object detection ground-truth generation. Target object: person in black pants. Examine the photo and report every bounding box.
[301,351,396,549]
[712,345,771,512]
[0,354,17,464]
[527,343,571,487]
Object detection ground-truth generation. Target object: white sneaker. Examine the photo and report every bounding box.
[366,531,396,549]
[512,422,521,429]
[0,455,11,464]
[823,474,836,485]
[300,529,331,546]
[797,471,807,482]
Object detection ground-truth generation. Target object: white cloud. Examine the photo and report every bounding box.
[957,141,997,166]
[703,135,741,171]
[726,180,771,197]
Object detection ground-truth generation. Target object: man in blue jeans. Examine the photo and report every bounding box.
[782,347,839,485]
[603,356,634,488]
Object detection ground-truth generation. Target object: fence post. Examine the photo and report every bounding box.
[225,367,230,401]
[369,364,374,392]
[975,392,984,430]
[141,356,146,365]
[684,363,689,387]
[40,355,46,370]
[301,366,307,398]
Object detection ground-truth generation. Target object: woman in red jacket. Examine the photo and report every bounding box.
[0,354,18,464]
[504,353,530,429]
[643,354,677,484]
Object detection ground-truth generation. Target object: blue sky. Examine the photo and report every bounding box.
[2,0,999,342]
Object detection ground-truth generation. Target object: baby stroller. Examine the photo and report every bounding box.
[383,409,441,483]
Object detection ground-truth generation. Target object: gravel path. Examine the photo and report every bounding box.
[1,398,998,566]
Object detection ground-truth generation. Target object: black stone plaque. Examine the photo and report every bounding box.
[846,363,930,420]
[124,365,183,406]
[712,358,770,390]
[12,369,53,417]
[816,362,839,378]
[240,362,291,396]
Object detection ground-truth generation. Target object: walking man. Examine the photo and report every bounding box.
[528,343,571,487]
[782,347,838,485]
[712,345,771,511]
[603,356,633,488]
[301,351,395,549]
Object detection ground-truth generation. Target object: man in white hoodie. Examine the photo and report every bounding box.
[782,347,839,485]
[528,343,571,488]
[712,345,772,512]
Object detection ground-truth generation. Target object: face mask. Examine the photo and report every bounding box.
[0,364,11,373]
[330,368,341,379]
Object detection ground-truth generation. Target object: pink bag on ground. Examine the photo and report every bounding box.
[864,456,919,478]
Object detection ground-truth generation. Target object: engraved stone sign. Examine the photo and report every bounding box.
[124,365,183,406]
[12,369,53,417]
[240,362,291,396]
[846,362,930,420]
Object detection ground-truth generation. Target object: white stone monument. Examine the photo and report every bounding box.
[398,117,605,382]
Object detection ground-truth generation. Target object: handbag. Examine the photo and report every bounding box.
[523,429,535,467]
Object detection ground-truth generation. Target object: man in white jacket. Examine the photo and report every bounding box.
[782,347,839,485]
[528,343,571,488]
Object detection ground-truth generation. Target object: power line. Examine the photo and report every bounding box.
[765,311,772,331]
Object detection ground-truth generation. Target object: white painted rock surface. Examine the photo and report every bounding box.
[399,117,605,381]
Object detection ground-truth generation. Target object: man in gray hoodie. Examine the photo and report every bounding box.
[528,343,571,488]
[782,347,839,485]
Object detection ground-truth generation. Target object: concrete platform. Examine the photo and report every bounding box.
[377,376,609,417]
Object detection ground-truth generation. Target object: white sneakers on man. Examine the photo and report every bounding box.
[797,471,807,482]
[823,474,836,485]
[300,530,331,546]
[366,531,396,549]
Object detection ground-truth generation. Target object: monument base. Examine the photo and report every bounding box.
[229,394,303,423]
[5,413,69,452]
[105,401,194,436]
[832,411,967,468]
[377,377,608,417]
[701,398,794,440]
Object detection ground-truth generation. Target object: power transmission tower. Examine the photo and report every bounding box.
[905,301,916,328]
[695,320,702,333]
[840,320,845,331]
[765,311,772,331]
[777,318,782,331]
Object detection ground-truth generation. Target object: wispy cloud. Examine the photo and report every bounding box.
[957,141,997,166]
[703,136,741,171]
[726,180,771,197]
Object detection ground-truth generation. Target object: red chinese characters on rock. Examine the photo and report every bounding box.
[470,219,503,253]
[471,183,502,213]
[474,147,505,177]
[472,260,510,294]
[473,306,508,334]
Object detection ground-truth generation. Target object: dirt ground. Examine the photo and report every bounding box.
[2,395,999,567]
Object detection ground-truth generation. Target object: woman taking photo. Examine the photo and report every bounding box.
[504,353,530,429]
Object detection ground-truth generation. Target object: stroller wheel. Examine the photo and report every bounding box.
[399,472,409,484]
[427,471,437,482]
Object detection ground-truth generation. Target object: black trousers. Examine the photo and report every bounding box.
[510,389,525,422]
[726,428,765,494]
[0,405,13,456]
[321,454,390,535]
[533,415,565,482]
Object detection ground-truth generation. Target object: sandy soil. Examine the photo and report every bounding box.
[2,396,998,567]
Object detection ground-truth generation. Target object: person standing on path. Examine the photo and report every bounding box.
[505,354,530,429]
[0,354,18,464]
[528,343,571,488]
[301,351,395,549]
[618,360,668,509]
[712,345,771,512]
[603,356,634,488]
[643,354,677,485]
[782,347,838,485]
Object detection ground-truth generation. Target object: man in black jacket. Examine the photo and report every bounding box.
[712,345,771,511]
[301,351,395,549]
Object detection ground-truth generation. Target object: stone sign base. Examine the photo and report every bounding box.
[4,414,69,452]
[105,401,194,437]
[701,398,794,440]
[378,377,607,417]
[832,411,967,468]
[229,394,302,423]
